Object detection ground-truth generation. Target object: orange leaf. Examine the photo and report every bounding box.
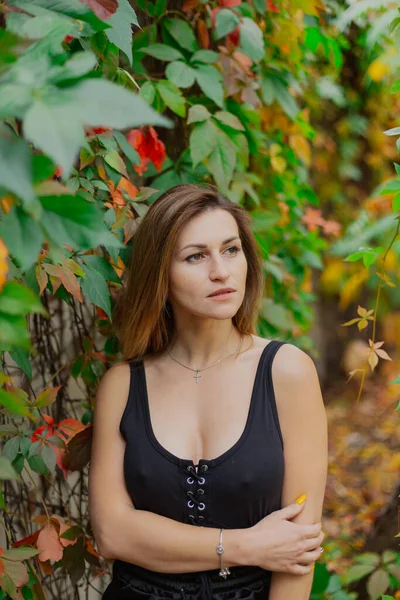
[197,18,210,48]
[59,265,83,303]
[0,237,9,292]
[36,264,48,295]
[37,523,63,563]
[183,0,200,10]
[117,177,138,200]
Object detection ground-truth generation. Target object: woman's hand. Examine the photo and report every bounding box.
[246,499,324,575]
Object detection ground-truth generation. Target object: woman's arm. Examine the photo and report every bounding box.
[268,344,328,600]
[88,362,253,572]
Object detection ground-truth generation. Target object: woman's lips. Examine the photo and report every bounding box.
[208,291,235,300]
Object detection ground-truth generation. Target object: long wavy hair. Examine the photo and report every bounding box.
[112,183,264,362]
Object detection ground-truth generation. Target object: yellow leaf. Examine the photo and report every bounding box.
[368,59,389,82]
[289,134,311,166]
[271,155,287,173]
[339,269,369,309]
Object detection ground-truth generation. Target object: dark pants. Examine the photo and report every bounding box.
[102,561,271,599]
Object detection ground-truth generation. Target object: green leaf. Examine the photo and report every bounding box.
[0,206,44,272]
[0,136,36,210]
[28,454,48,475]
[166,61,196,88]
[392,192,400,212]
[190,50,219,64]
[80,265,111,319]
[105,0,140,65]
[215,9,240,40]
[238,18,265,63]
[104,150,128,176]
[139,81,156,105]
[32,155,58,185]
[0,312,31,349]
[24,80,172,177]
[24,98,86,180]
[80,255,121,284]
[41,444,56,473]
[143,43,184,61]
[10,0,109,33]
[0,281,46,316]
[3,546,41,560]
[157,80,186,117]
[9,347,32,381]
[48,51,98,83]
[39,195,122,251]
[188,104,211,124]
[3,436,20,463]
[253,0,266,14]
[273,79,300,120]
[0,456,19,480]
[114,130,141,166]
[163,18,199,52]
[206,128,237,193]
[0,388,31,418]
[0,84,32,120]
[195,64,224,108]
[214,111,245,131]
[366,569,390,600]
[341,564,376,585]
[190,120,218,168]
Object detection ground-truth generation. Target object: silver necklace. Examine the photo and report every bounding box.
[167,334,243,383]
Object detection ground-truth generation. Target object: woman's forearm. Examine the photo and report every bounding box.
[269,571,314,600]
[100,504,254,573]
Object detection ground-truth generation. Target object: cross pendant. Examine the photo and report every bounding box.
[194,370,201,383]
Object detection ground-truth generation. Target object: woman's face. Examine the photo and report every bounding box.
[168,209,248,320]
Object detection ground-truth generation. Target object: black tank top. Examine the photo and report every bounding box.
[118,340,286,533]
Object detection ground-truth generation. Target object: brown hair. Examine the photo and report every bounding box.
[113,183,264,361]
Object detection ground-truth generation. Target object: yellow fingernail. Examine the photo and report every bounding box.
[296,494,307,505]
[311,565,315,571]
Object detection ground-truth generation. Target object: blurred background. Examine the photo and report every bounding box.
[0,0,399,598]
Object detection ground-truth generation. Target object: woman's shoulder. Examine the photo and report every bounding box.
[96,361,132,396]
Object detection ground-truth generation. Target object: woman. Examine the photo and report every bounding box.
[89,183,328,600]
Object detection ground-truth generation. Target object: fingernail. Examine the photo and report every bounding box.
[296,494,306,505]
[310,565,315,571]
[322,531,326,538]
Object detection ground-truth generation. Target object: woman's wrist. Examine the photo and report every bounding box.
[222,527,257,568]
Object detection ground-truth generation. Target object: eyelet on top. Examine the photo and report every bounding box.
[187,465,194,472]
[201,464,208,471]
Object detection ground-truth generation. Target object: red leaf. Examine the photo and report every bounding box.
[126,127,166,175]
[266,0,280,11]
[219,0,241,5]
[145,127,167,171]
[79,0,118,20]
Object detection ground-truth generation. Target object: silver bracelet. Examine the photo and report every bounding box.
[216,528,231,579]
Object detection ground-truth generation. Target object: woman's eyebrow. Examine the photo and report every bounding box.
[180,236,240,252]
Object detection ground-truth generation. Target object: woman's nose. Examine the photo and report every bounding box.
[209,255,229,279]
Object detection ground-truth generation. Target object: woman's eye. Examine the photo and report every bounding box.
[187,253,203,262]
[186,246,240,263]
[226,245,240,255]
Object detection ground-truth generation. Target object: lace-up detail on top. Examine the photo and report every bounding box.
[186,463,208,525]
